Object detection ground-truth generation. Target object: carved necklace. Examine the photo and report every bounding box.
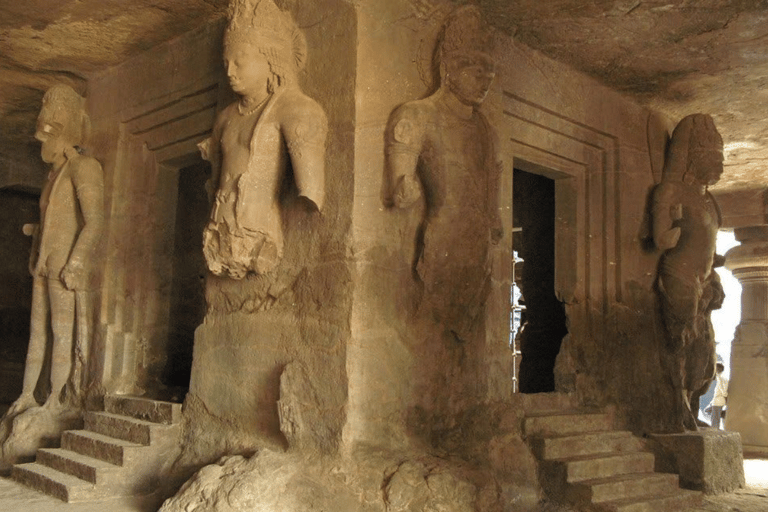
[238,94,271,117]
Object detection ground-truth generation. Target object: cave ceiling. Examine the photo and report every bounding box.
[1,0,767,192]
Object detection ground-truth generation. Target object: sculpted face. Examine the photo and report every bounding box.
[35,120,68,164]
[224,41,271,97]
[691,148,724,186]
[445,52,496,106]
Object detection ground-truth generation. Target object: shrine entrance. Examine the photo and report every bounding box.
[512,168,568,393]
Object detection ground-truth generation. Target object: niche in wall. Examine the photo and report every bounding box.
[164,161,210,392]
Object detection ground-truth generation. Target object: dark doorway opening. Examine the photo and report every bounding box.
[164,161,210,393]
[512,169,568,393]
[0,187,39,410]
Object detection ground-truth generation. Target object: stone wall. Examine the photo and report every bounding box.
[348,0,675,439]
[87,0,357,467]
[82,0,682,480]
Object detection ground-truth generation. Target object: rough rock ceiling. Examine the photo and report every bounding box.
[1,0,767,192]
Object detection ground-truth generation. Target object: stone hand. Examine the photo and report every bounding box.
[61,259,86,290]
[658,226,681,250]
[671,203,683,220]
[393,173,421,207]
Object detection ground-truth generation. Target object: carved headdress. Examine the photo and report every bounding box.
[662,114,723,184]
[37,84,90,147]
[225,0,307,83]
[437,5,494,65]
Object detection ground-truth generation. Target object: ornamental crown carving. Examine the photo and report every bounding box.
[225,0,307,74]
[439,4,494,60]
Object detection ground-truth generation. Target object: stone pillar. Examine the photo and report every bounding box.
[724,225,768,454]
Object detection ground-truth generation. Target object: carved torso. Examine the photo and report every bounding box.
[203,86,328,278]
[656,182,721,283]
[35,154,103,281]
[386,91,502,336]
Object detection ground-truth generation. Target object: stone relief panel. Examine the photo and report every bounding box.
[652,113,725,432]
[1,84,104,468]
[199,0,328,280]
[385,4,503,344]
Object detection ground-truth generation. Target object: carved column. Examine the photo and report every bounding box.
[724,225,768,453]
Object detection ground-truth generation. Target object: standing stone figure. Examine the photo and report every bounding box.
[385,5,503,342]
[652,113,724,432]
[199,0,328,280]
[8,84,104,415]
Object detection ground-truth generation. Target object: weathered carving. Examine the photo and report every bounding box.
[652,113,724,432]
[200,0,328,279]
[385,5,502,342]
[8,84,104,414]
[1,84,103,468]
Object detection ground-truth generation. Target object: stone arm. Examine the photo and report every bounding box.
[62,153,104,290]
[385,103,426,208]
[482,114,504,244]
[198,114,225,205]
[652,182,682,251]
[23,223,40,277]
[283,99,328,211]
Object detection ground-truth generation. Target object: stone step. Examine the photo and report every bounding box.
[530,430,642,460]
[592,489,702,512]
[568,472,680,504]
[36,448,121,485]
[84,411,170,445]
[12,462,101,503]
[554,452,656,483]
[524,411,613,437]
[104,395,182,425]
[61,429,145,466]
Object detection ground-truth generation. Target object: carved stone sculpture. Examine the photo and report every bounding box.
[199,0,328,279]
[1,84,103,469]
[385,4,502,342]
[8,84,104,414]
[652,113,724,432]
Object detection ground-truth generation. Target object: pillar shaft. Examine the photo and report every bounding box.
[724,226,768,453]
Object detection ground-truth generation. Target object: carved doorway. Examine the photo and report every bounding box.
[164,161,210,396]
[512,169,568,393]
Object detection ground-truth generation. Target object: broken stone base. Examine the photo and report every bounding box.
[159,444,540,512]
[648,430,745,494]
[0,406,83,473]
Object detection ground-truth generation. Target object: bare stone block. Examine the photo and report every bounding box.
[648,430,745,494]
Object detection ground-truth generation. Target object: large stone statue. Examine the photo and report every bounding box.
[9,84,104,415]
[385,4,502,342]
[199,0,328,279]
[652,113,724,432]
[0,84,103,469]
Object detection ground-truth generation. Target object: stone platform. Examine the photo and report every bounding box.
[648,430,745,494]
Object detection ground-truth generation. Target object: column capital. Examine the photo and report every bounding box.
[725,226,768,279]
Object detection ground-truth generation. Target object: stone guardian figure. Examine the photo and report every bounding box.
[9,84,104,415]
[652,113,725,432]
[1,84,103,469]
[385,5,503,343]
[199,0,328,279]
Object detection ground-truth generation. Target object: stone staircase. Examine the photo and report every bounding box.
[525,409,703,512]
[11,395,182,502]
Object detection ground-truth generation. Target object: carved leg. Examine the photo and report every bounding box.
[44,279,75,409]
[9,277,49,415]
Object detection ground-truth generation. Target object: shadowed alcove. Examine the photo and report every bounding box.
[513,168,568,393]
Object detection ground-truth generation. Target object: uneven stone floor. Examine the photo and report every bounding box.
[0,459,766,512]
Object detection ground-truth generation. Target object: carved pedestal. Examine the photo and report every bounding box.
[725,226,768,454]
[648,431,744,494]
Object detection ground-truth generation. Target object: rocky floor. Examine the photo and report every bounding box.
[0,459,766,512]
